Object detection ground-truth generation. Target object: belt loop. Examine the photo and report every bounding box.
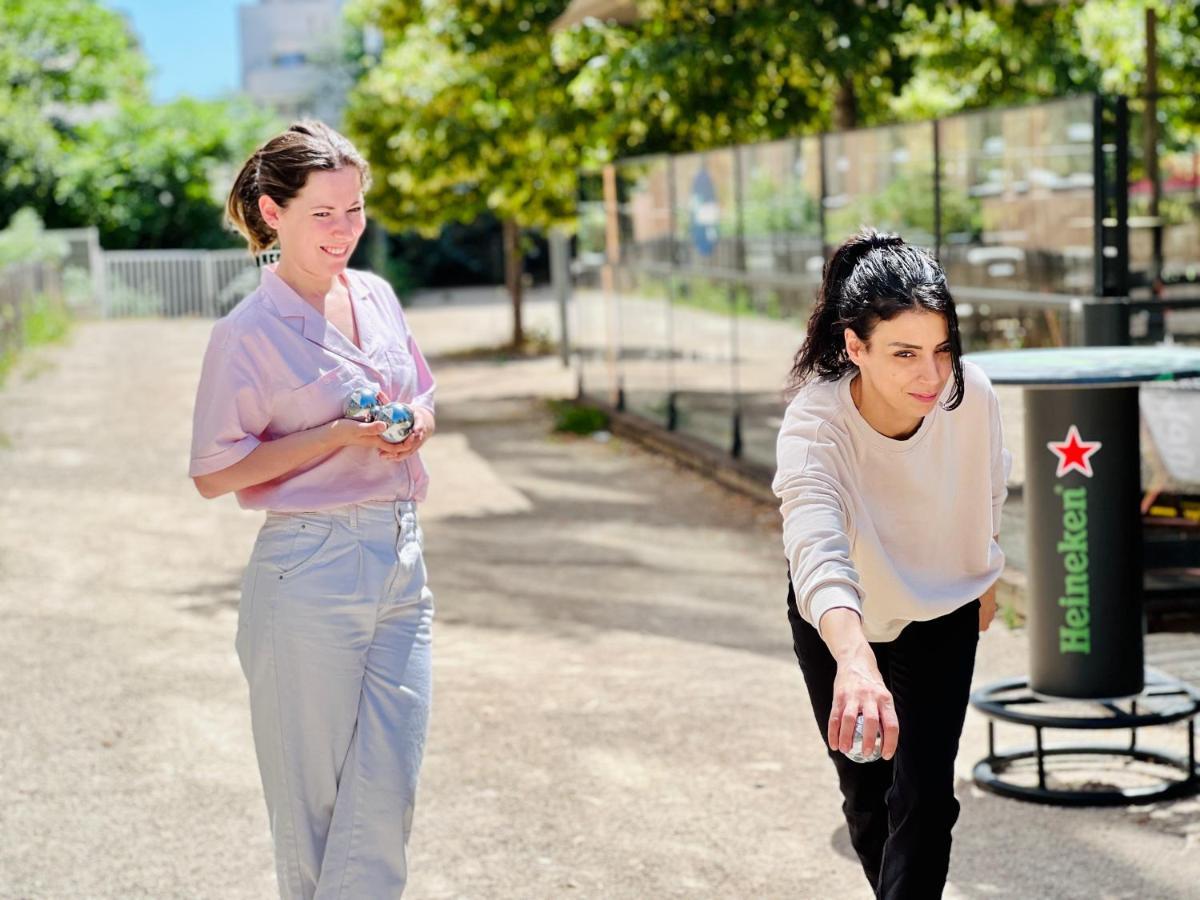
[349,504,358,529]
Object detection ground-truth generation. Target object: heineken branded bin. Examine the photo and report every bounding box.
[1023,385,1143,698]
[967,347,1200,701]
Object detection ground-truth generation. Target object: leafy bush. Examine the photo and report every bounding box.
[548,400,610,435]
[0,294,72,387]
[0,209,68,268]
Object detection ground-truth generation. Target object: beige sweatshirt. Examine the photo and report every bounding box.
[773,360,1010,642]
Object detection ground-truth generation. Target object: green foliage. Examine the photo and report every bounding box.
[741,171,821,241]
[0,0,148,227]
[1000,597,1023,631]
[0,208,69,267]
[0,0,280,249]
[825,167,981,246]
[20,294,71,346]
[548,399,610,435]
[891,1,1200,134]
[889,3,1093,121]
[634,274,788,320]
[346,0,584,236]
[554,0,979,162]
[57,97,281,250]
[0,293,72,389]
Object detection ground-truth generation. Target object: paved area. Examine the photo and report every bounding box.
[1,302,1198,899]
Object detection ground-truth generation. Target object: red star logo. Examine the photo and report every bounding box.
[1047,425,1102,478]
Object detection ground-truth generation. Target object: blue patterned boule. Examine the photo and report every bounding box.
[373,402,415,443]
[344,387,380,422]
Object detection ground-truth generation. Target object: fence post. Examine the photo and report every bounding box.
[549,227,571,367]
[86,227,106,314]
[202,252,216,318]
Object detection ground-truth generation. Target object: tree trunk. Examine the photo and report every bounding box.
[833,76,858,131]
[502,218,524,349]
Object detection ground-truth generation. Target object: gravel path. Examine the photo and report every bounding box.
[1,314,1197,899]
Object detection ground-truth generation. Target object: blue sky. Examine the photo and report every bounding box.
[105,0,245,102]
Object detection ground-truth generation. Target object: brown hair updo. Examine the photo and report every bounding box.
[226,120,372,254]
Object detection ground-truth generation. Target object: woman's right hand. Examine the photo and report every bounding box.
[819,608,898,760]
[830,649,899,760]
[328,390,392,449]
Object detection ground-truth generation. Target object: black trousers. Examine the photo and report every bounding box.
[788,581,980,900]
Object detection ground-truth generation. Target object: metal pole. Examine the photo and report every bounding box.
[549,227,571,367]
[818,132,830,262]
[1114,96,1131,297]
[1092,94,1107,300]
[933,118,943,260]
[1144,7,1163,292]
[1082,299,1130,346]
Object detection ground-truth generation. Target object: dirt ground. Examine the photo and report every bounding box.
[1,311,1198,899]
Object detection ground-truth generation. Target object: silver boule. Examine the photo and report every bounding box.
[844,713,883,764]
[344,387,380,422]
[372,402,415,443]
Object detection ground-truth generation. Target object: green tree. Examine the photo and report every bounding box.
[345,0,585,347]
[57,97,280,250]
[0,0,147,227]
[1,0,279,248]
[891,1,1199,130]
[554,0,994,162]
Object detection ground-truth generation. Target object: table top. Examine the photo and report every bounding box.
[965,346,1200,387]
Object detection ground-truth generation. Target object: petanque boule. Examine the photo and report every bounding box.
[344,387,381,422]
[844,713,883,764]
[373,401,415,443]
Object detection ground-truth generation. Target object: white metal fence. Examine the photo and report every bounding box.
[45,230,277,319]
[102,248,272,318]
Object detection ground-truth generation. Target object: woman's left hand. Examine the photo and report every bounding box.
[979,583,998,632]
[377,398,435,463]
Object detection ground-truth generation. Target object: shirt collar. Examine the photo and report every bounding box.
[260,264,380,367]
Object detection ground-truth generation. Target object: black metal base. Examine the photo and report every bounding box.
[970,671,1200,806]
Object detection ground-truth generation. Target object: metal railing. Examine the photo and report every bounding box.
[102,248,267,318]
[45,230,276,320]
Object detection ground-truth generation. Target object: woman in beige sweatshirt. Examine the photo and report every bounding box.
[773,229,1009,899]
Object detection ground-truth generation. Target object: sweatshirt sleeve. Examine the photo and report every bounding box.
[772,402,864,636]
[988,386,1012,535]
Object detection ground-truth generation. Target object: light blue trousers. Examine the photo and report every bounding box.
[236,499,433,899]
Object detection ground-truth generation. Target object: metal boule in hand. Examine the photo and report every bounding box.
[344,387,380,422]
[844,713,883,764]
[372,401,415,443]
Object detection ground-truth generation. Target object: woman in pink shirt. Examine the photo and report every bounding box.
[189,121,435,899]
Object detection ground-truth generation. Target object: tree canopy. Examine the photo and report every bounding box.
[0,0,279,248]
[0,0,147,228]
[346,0,589,343]
[346,0,583,235]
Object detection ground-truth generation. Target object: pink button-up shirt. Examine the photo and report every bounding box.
[189,266,436,512]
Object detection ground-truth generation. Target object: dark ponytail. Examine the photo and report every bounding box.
[789,229,965,410]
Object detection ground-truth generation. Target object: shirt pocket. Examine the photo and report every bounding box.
[273,363,376,433]
[382,347,418,403]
